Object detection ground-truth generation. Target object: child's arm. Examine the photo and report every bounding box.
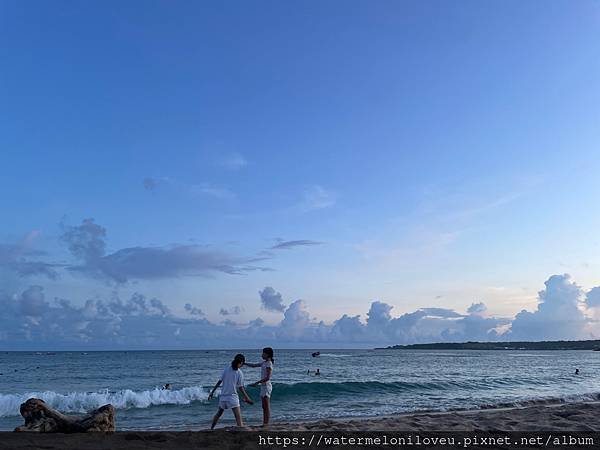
[238,386,253,404]
[207,380,222,401]
[244,362,262,368]
[250,367,272,387]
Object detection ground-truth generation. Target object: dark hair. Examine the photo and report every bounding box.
[231,353,245,370]
[263,347,274,364]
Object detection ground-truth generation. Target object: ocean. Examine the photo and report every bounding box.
[1,349,598,430]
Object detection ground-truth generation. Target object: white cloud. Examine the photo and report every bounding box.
[467,302,487,315]
[508,274,589,340]
[259,286,286,312]
[1,274,599,350]
[586,287,600,309]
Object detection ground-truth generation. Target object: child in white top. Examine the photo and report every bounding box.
[246,347,274,427]
[208,353,253,429]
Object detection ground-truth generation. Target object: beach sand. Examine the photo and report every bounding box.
[266,400,600,432]
[1,401,598,449]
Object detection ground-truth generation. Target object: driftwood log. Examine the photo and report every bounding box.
[14,398,115,432]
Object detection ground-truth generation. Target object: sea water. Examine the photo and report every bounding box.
[1,349,598,430]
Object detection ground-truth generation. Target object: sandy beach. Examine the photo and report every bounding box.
[1,401,598,449]
[265,400,600,432]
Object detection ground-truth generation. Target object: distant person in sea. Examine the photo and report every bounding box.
[575,368,580,375]
[162,383,171,390]
[246,347,274,427]
[208,353,253,429]
[315,368,320,376]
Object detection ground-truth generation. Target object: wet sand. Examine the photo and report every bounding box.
[1,401,598,449]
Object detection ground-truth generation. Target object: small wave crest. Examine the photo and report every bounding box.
[0,386,207,418]
[479,392,600,410]
[271,380,472,400]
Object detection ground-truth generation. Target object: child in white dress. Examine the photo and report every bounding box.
[246,347,274,427]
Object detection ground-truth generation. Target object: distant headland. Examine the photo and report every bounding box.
[377,340,600,351]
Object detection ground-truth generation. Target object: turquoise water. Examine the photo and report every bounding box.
[1,349,598,430]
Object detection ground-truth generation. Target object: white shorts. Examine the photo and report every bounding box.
[219,397,240,409]
[260,383,273,398]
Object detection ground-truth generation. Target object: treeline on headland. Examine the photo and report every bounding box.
[378,340,600,350]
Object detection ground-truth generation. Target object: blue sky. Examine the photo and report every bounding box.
[1,1,600,348]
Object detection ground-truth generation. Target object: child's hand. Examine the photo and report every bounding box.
[208,393,214,401]
[243,397,253,405]
[250,382,259,387]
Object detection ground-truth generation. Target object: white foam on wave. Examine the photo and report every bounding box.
[317,353,352,358]
[0,386,208,418]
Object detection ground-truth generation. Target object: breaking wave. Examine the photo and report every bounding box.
[0,386,208,418]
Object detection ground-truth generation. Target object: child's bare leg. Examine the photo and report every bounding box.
[211,408,224,429]
[232,407,244,427]
[261,396,270,427]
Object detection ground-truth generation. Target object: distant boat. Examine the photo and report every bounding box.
[311,352,320,357]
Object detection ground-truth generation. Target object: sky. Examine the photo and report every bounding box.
[1,1,600,349]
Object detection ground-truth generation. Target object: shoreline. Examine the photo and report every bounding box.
[260,400,600,432]
[5,399,598,432]
[1,402,598,450]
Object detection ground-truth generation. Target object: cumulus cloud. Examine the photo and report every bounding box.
[61,219,271,283]
[331,314,365,341]
[107,292,171,317]
[586,287,600,309]
[279,300,311,337]
[184,303,204,316]
[419,308,462,318]
[19,285,49,318]
[467,302,487,315]
[271,240,323,250]
[219,306,242,316]
[259,286,286,312]
[61,218,107,263]
[2,274,599,350]
[508,274,589,340]
[0,287,177,349]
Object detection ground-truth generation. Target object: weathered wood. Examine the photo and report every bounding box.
[14,398,115,432]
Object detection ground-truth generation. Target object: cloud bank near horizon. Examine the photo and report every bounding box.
[1,274,599,350]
